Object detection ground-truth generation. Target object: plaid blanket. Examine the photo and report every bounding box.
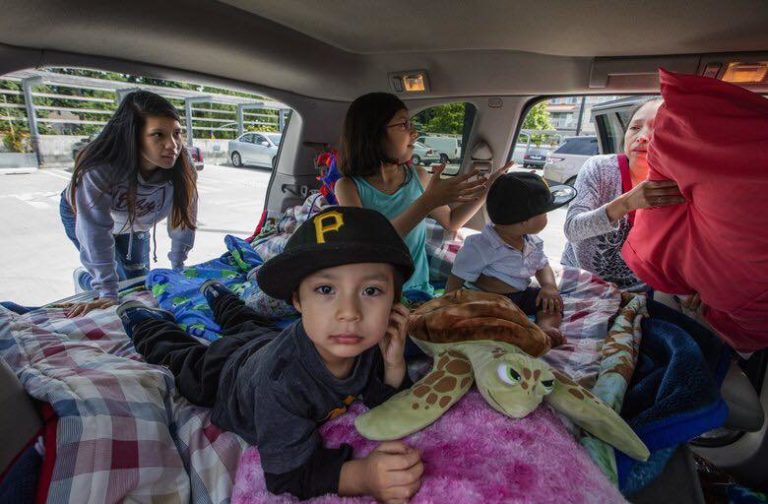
[0,290,245,504]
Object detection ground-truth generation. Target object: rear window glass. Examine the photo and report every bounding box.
[554,138,599,155]
[410,101,476,176]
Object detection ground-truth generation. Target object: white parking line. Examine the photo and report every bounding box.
[40,169,72,181]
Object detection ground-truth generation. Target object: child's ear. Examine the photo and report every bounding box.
[291,291,302,313]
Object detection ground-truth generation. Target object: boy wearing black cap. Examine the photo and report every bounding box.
[446,173,577,346]
[116,207,422,503]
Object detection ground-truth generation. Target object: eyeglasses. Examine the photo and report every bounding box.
[386,119,413,131]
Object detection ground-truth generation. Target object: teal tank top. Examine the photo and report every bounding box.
[351,168,433,294]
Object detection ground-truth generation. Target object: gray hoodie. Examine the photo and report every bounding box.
[66,163,196,299]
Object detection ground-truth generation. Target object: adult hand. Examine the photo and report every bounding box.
[362,441,423,504]
[680,292,702,312]
[623,179,686,212]
[422,165,487,209]
[58,298,117,318]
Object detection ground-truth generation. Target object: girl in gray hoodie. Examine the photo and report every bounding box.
[60,91,197,317]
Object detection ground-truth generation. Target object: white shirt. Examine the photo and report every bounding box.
[451,224,549,291]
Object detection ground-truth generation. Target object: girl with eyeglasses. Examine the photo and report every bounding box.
[335,92,509,294]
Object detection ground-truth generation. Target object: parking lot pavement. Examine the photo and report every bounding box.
[0,164,272,306]
[0,162,569,306]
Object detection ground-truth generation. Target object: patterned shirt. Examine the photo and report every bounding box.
[561,154,645,291]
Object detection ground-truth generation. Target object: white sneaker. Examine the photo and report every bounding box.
[73,267,91,294]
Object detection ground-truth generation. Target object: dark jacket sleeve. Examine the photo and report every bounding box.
[361,350,413,409]
[264,443,353,499]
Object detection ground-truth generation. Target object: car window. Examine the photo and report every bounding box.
[511,94,640,264]
[0,66,291,304]
[410,102,476,176]
[253,134,267,145]
[555,138,599,155]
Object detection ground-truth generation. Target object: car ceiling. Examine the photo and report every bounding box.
[0,0,767,102]
[220,0,768,57]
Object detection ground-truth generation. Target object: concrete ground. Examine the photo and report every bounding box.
[0,163,568,306]
[0,164,272,306]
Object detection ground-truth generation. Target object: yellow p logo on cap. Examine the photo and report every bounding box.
[314,210,344,243]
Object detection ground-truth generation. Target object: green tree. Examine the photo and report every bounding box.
[521,101,554,145]
[418,103,465,135]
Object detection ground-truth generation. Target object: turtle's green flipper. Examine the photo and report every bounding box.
[355,350,474,440]
[545,370,650,461]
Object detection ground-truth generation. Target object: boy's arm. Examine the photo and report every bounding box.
[254,384,353,499]
[445,273,465,292]
[535,263,558,289]
[535,263,563,314]
[264,444,354,499]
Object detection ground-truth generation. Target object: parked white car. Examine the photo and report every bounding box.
[416,135,462,164]
[542,136,599,185]
[228,132,282,169]
[411,141,439,166]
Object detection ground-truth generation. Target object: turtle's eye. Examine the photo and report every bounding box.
[497,363,521,385]
[541,379,555,390]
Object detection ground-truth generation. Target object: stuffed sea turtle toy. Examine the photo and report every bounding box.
[355,289,649,461]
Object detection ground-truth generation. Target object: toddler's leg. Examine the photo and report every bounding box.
[536,310,565,348]
[511,288,566,348]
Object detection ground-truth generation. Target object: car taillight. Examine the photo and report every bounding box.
[427,149,433,154]
[524,154,530,159]
[197,149,203,162]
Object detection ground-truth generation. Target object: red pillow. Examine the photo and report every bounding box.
[622,69,768,352]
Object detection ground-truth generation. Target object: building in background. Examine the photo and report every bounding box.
[546,95,622,135]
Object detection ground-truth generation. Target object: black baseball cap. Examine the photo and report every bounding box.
[486,173,577,225]
[257,207,414,302]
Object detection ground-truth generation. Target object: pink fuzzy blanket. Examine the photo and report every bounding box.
[232,390,626,504]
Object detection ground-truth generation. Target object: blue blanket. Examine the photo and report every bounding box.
[618,299,731,494]
[146,235,264,341]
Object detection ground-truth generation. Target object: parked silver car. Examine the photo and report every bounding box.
[542,136,599,185]
[228,132,282,169]
[522,146,551,169]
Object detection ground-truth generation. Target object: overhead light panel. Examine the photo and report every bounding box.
[389,71,430,94]
[721,62,768,84]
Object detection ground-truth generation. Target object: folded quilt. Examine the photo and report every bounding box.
[0,293,245,503]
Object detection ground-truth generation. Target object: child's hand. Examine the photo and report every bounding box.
[380,304,410,388]
[536,285,563,314]
[380,303,409,368]
[487,161,514,185]
[422,165,487,209]
[362,441,424,504]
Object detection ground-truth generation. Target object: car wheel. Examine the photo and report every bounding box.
[439,153,449,164]
[231,152,242,167]
[565,176,577,186]
[411,155,421,165]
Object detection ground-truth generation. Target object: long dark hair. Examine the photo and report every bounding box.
[339,92,407,177]
[70,90,197,230]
